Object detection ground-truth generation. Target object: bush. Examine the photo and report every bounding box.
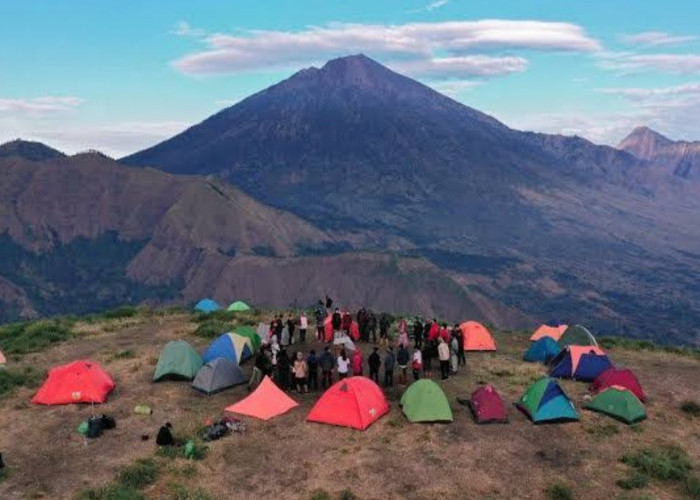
[193,320,235,339]
[101,306,139,320]
[339,489,357,500]
[76,485,145,500]
[681,400,700,418]
[616,472,650,490]
[0,319,74,355]
[308,490,331,500]
[116,459,159,490]
[169,484,216,500]
[684,475,700,499]
[0,366,43,397]
[545,482,573,500]
[620,446,693,482]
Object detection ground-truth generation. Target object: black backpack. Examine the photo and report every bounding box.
[99,415,116,430]
[87,417,103,439]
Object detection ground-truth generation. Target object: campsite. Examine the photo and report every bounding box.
[1,307,700,499]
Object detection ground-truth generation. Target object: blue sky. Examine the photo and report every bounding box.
[1,0,700,156]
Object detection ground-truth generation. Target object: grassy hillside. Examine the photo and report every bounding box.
[1,309,699,499]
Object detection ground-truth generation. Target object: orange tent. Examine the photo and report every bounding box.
[530,324,568,342]
[307,376,389,430]
[225,376,298,420]
[460,321,497,351]
[32,360,115,405]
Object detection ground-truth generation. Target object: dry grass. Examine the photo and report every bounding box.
[0,313,699,499]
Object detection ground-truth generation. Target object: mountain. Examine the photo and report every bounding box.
[619,126,700,180]
[0,139,65,161]
[0,149,517,324]
[124,55,700,345]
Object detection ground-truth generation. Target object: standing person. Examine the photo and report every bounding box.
[412,348,423,381]
[358,307,369,342]
[270,334,280,374]
[440,323,450,343]
[428,319,440,342]
[368,347,381,383]
[438,337,450,381]
[368,311,378,344]
[413,318,423,349]
[286,314,296,345]
[331,308,342,332]
[315,301,326,341]
[341,310,352,335]
[384,347,396,387]
[397,324,409,349]
[397,344,409,385]
[319,346,334,389]
[299,311,308,343]
[292,352,309,393]
[280,323,290,347]
[274,315,283,340]
[423,320,431,346]
[248,347,270,391]
[337,349,349,380]
[307,349,319,391]
[456,323,466,367]
[450,333,459,375]
[352,349,364,377]
[277,347,291,390]
[379,315,390,341]
[325,295,333,310]
[421,341,433,379]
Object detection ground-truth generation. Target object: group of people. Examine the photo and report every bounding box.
[248,300,468,392]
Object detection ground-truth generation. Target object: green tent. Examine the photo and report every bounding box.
[584,387,646,424]
[400,379,453,423]
[516,377,579,423]
[153,340,203,382]
[227,301,251,312]
[558,325,597,348]
[234,325,262,352]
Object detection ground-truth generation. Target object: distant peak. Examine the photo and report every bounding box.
[618,126,673,159]
[0,139,65,161]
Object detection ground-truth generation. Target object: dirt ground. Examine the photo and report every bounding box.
[1,314,699,500]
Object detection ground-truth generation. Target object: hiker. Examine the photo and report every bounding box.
[341,310,352,334]
[352,349,364,377]
[293,352,309,393]
[299,311,308,343]
[428,319,440,342]
[337,349,349,380]
[274,315,284,339]
[379,314,389,340]
[421,341,433,379]
[368,347,381,383]
[325,295,333,310]
[440,323,450,343]
[331,308,342,332]
[286,314,296,345]
[450,332,459,375]
[248,348,270,390]
[397,322,409,349]
[307,349,319,391]
[368,311,377,344]
[412,348,423,381]
[456,324,466,367]
[384,346,396,387]
[277,347,292,390]
[270,333,280,370]
[281,323,290,346]
[156,422,174,446]
[397,344,409,385]
[315,301,325,341]
[413,318,423,349]
[358,307,369,342]
[438,337,450,380]
[319,346,334,389]
[423,320,431,346]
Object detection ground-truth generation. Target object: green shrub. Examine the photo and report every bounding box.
[598,337,700,359]
[616,472,650,490]
[169,484,216,500]
[116,459,159,490]
[620,446,693,482]
[308,490,331,500]
[101,306,139,320]
[339,489,357,500]
[76,485,144,500]
[0,319,74,355]
[193,320,235,339]
[0,366,43,397]
[545,482,573,500]
[684,476,700,499]
[681,401,700,418]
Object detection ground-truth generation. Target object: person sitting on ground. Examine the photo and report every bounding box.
[397,344,409,385]
[438,337,450,380]
[248,347,269,390]
[337,349,349,380]
[156,422,174,446]
[352,349,364,377]
[368,347,381,383]
[412,347,423,381]
[292,351,309,393]
[319,345,335,388]
[384,346,396,387]
[307,349,319,391]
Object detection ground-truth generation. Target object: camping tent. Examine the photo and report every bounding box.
[32,360,114,405]
[225,376,298,420]
[235,326,262,352]
[584,387,646,424]
[192,358,246,395]
[227,301,251,312]
[558,325,598,348]
[202,333,253,365]
[549,346,613,381]
[590,368,646,402]
[400,379,453,423]
[459,321,497,351]
[516,377,579,424]
[530,324,568,342]
[523,337,561,363]
[153,340,203,381]
[194,298,221,313]
[307,377,389,430]
[468,385,508,424]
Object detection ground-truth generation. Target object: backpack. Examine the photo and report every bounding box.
[86,417,103,439]
[99,414,116,429]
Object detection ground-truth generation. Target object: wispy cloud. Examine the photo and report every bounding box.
[597,82,700,100]
[172,20,601,79]
[426,0,450,11]
[428,79,481,97]
[619,31,697,48]
[599,52,700,74]
[171,21,206,39]
[0,96,83,114]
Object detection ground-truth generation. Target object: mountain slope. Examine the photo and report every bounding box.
[0,151,513,324]
[619,126,700,180]
[0,139,65,162]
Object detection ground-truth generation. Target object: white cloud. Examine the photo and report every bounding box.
[391,55,528,78]
[427,79,481,97]
[426,0,450,11]
[599,52,700,74]
[0,96,83,114]
[597,82,700,100]
[172,20,601,78]
[171,21,206,39]
[619,31,697,47]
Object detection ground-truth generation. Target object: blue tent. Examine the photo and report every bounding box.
[523,337,561,363]
[549,346,613,382]
[516,377,579,424]
[194,298,221,313]
[202,333,253,365]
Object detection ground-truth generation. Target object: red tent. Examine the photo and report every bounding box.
[306,376,389,430]
[32,360,115,405]
[590,368,646,402]
[225,376,298,420]
[468,384,508,423]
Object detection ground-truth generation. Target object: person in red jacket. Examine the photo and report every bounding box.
[428,319,440,342]
[439,323,450,343]
[352,349,364,376]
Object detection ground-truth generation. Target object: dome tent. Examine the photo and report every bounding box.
[549,346,613,382]
[523,337,561,364]
[153,340,203,381]
[32,360,115,405]
[459,321,496,351]
[226,376,298,420]
[400,379,453,423]
[590,368,646,402]
[192,358,246,395]
[307,377,388,430]
[584,387,646,424]
[530,324,568,342]
[202,333,253,365]
[468,384,508,424]
[516,377,579,424]
[194,298,221,313]
[227,301,251,312]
